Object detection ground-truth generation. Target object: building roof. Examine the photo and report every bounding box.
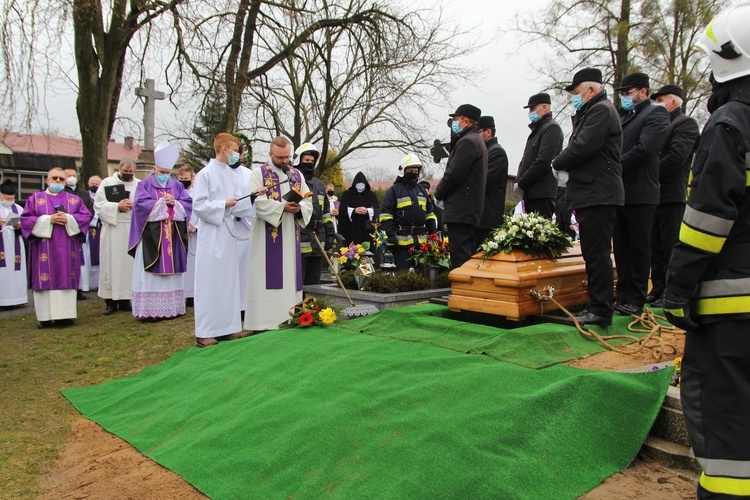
[0,132,142,162]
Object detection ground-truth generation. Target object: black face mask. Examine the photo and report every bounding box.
[89,186,98,193]
[179,179,192,189]
[707,72,731,114]
[327,190,335,196]
[120,173,134,182]
[403,172,419,182]
[299,164,315,180]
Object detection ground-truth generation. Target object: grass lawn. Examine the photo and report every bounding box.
[0,301,196,498]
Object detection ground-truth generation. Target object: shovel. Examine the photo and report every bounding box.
[311,232,379,318]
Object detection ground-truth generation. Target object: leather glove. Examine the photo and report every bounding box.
[662,288,698,331]
[325,236,335,251]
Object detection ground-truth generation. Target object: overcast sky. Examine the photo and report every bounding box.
[27,0,554,180]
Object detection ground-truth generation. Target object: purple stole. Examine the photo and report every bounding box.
[262,163,303,291]
[0,204,22,271]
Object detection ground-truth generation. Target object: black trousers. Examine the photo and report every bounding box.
[576,205,616,318]
[681,319,750,499]
[613,204,656,308]
[473,227,491,252]
[524,198,555,219]
[447,222,474,270]
[392,246,413,271]
[650,203,685,299]
[301,255,323,286]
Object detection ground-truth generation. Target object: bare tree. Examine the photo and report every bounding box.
[244,1,475,177]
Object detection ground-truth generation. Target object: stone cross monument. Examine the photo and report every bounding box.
[135,78,165,168]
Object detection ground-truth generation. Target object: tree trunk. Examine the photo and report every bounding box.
[614,0,631,104]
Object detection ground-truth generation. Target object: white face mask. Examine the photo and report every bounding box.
[66,176,78,187]
[0,199,14,207]
[653,102,667,108]
[355,182,365,193]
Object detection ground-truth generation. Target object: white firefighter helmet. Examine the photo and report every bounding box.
[293,143,320,167]
[397,153,422,177]
[697,2,750,83]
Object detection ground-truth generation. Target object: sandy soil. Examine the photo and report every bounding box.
[39,324,695,499]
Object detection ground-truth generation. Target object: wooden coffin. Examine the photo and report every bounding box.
[447,243,608,321]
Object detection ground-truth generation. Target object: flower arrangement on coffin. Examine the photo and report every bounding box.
[479,212,573,259]
[288,297,338,328]
[338,242,370,271]
[409,233,450,269]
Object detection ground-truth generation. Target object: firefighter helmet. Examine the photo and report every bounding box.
[293,143,320,167]
[697,2,750,82]
[397,153,422,178]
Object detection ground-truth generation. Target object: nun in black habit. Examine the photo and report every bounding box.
[338,171,379,245]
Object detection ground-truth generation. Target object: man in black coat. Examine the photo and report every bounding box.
[435,104,488,269]
[474,115,508,248]
[612,72,670,316]
[516,93,563,219]
[553,67,624,326]
[647,85,700,307]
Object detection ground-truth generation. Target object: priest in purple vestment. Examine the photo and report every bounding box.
[21,167,93,328]
[128,141,193,319]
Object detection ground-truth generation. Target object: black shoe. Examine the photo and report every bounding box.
[118,300,132,312]
[54,319,74,327]
[645,293,660,303]
[37,320,52,329]
[77,290,86,301]
[185,297,194,308]
[104,299,117,315]
[573,310,612,327]
[651,298,665,308]
[615,303,643,316]
[611,299,621,310]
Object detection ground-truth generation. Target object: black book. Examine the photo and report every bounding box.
[282,188,312,203]
[104,184,130,202]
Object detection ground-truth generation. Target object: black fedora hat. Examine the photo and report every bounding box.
[615,72,650,91]
[565,68,603,92]
[650,84,684,100]
[449,104,481,122]
[524,92,551,109]
[478,116,495,129]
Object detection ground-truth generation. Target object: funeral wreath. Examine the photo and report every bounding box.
[480,212,573,259]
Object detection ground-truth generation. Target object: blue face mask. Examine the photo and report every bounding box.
[528,111,541,123]
[227,151,240,166]
[572,94,585,111]
[156,173,171,184]
[620,95,635,111]
[451,120,464,135]
[48,183,64,193]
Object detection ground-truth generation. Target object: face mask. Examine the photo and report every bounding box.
[156,173,171,184]
[404,172,419,182]
[227,151,240,166]
[450,120,464,135]
[528,111,541,123]
[653,102,667,108]
[572,94,585,111]
[620,96,635,111]
[120,173,134,182]
[355,182,365,193]
[300,164,315,178]
[327,190,335,196]
[49,183,64,194]
[89,186,98,193]
[179,179,191,189]
[66,176,77,187]
[0,199,13,207]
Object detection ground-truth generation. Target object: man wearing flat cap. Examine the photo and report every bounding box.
[436,104,488,269]
[516,93,563,219]
[553,67,624,327]
[474,115,508,247]
[647,84,699,308]
[611,72,670,316]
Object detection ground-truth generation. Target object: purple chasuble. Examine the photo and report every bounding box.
[128,174,192,275]
[20,190,92,291]
[0,204,23,271]
[262,163,303,291]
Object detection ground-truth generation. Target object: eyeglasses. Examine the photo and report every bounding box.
[620,88,640,96]
[49,176,65,182]
[270,152,291,161]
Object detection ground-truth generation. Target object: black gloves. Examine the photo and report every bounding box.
[325,236,335,251]
[663,289,698,331]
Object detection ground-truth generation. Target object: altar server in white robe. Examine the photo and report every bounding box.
[244,136,312,331]
[177,165,197,307]
[95,159,140,315]
[0,179,28,308]
[232,146,254,317]
[192,133,265,347]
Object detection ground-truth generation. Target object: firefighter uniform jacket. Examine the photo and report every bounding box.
[666,83,750,322]
[299,176,334,257]
[379,178,437,247]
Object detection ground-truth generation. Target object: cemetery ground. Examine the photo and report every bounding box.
[0,299,697,498]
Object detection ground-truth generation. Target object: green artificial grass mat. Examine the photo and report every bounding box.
[339,303,665,368]
[63,317,673,499]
